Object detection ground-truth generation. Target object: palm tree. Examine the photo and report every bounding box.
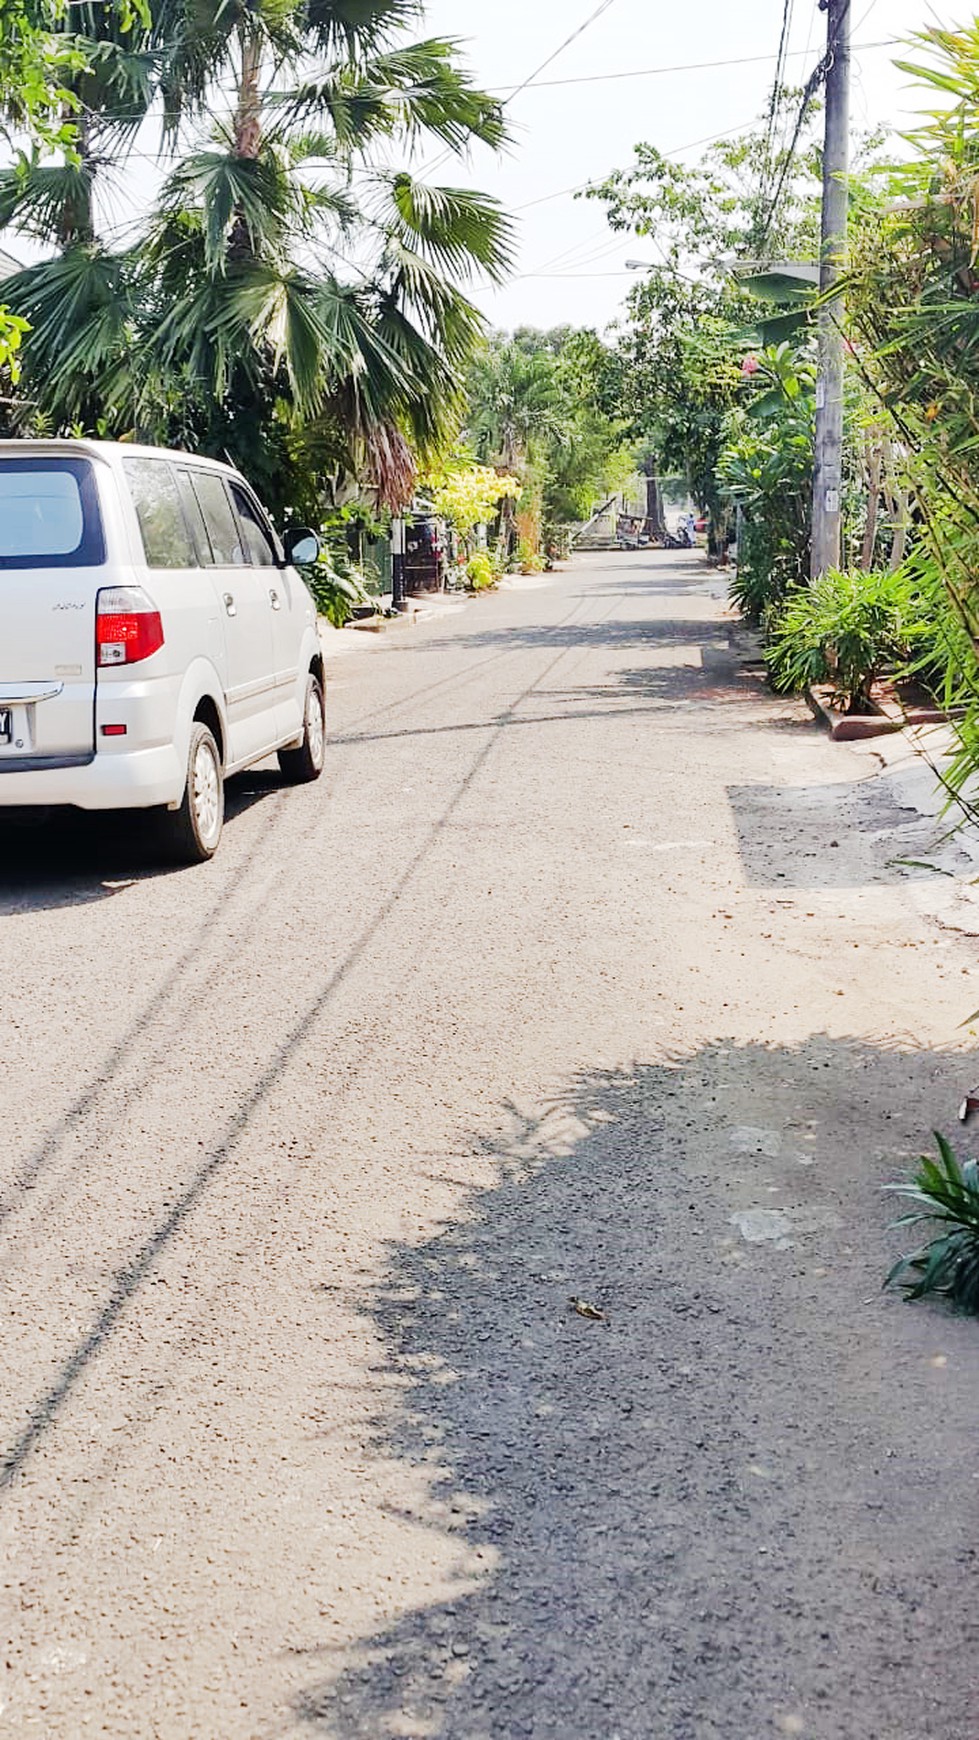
[467,336,572,472]
[0,0,157,429]
[0,0,513,514]
[138,0,511,506]
[466,335,572,550]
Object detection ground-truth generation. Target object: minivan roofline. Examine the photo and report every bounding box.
[0,439,240,477]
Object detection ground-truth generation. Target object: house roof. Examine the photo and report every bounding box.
[0,248,24,279]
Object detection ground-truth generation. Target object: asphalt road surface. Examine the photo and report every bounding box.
[2,551,978,1740]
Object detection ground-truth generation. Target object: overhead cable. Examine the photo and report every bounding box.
[754,4,854,256]
[762,0,797,201]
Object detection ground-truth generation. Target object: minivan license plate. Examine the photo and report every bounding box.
[0,709,10,745]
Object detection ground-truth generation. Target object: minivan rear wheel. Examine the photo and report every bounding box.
[159,722,224,863]
[277,673,325,785]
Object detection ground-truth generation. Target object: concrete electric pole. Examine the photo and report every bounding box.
[810,0,850,580]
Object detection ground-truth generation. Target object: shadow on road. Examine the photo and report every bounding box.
[430,619,727,657]
[296,1037,979,1740]
[0,769,283,914]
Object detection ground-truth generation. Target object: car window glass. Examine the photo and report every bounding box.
[189,471,245,567]
[230,483,277,567]
[0,466,84,559]
[173,467,212,565]
[124,458,197,568]
[0,459,106,567]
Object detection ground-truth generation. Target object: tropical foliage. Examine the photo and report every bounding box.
[0,0,513,527]
[0,0,144,372]
[766,565,928,711]
[885,1134,979,1313]
[720,343,815,623]
[586,95,824,557]
[464,325,633,559]
[421,449,519,559]
[843,22,979,792]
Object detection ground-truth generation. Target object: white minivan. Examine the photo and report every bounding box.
[0,440,326,862]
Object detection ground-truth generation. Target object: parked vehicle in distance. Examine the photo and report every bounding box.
[0,440,325,863]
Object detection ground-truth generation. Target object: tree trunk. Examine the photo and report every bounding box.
[228,28,263,260]
[234,27,262,161]
[59,106,96,247]
[500,429,520,558]
[645,470,665,536]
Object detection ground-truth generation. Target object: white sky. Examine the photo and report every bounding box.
[421,0,959,333]
[3,0,963,336]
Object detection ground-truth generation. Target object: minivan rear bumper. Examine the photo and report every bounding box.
[0,742,184,810]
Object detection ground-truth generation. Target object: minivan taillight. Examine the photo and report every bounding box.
[96,586,164,667]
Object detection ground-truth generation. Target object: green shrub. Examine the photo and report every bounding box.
[766,566,926,710]
[305,559,372,627]
[729,519,798,628]
[466,551,496,590]
[885,1134,979,1312]
[719,353,815,624]
[515,537,545,574]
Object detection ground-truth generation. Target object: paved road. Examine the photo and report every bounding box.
[2,551,978,1739]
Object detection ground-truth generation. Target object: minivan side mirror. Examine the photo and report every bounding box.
[284,527,321,565]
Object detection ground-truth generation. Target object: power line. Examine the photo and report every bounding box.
[414,0,621,182]
[68,38,898,128]
[501,0,619,102]
[761,0,796,205]
[514,110,807,214]
[473,113,778,294]
[755,7,852,257]
[487,36,894,92]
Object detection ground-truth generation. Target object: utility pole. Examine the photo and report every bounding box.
[810,0,850,579]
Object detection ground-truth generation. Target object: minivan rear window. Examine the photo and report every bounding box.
[0,457,105,568]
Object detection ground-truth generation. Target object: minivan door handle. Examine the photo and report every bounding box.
[222,592,237,617]
[269,588,281,610]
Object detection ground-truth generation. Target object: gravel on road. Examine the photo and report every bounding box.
[1,550,978,1739]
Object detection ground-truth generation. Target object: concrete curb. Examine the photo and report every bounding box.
[805,683,904,741]
[806,680,965,743]
[320,594,470,643]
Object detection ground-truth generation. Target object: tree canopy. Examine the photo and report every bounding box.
[0,0,513,519]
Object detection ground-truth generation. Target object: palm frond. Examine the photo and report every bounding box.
[71,37,158,142]
[379,239,484,362]
[273,69,395,147]
[3,247,139,423]
[386,173,513,283]
[0,153,97,244]
[369,41,507,153]
[158,144,300,271]
[282,40,507,155]
[302,0,422,58]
